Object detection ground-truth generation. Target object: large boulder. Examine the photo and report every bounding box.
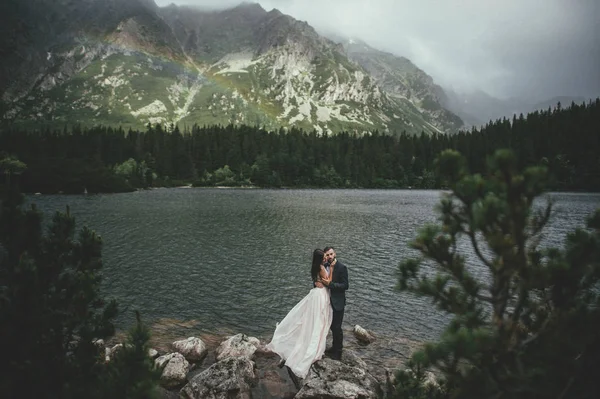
[339,349,369,370]
[215,333,260,361]
[155,352,190,389]
[180,356,258,399]
[353,325,376,344]
[172,337,208,362]
[294,353,381,399]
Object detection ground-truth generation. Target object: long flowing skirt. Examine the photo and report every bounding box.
[266,287,333,378]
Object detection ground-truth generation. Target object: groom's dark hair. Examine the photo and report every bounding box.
[324,246,335,252]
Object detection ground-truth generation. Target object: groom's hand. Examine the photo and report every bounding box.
[315,281,324,288]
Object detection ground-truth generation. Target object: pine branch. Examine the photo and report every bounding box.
[529,200,552,238]
[511,284,528,325]
[466,229,494,269]
[398,148,600,398]
[475,293,494,303]
[557,376,575,399]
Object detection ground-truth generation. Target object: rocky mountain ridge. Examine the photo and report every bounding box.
[1,0,464,135]
[343,38,463,132]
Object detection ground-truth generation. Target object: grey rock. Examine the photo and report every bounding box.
[155,352,190,389]
[340,349,369,370]
[172,337,208,362]
[155,353,176,370]
[105,343,123,362]
[353,324,376,344]
[215,333,261,361]
[180,356,258,399]
[294,354,381,399]
[148,348,159,360]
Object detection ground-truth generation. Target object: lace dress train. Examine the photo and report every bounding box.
[266,287,333,378]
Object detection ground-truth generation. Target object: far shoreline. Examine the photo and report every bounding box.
[24,186,600,196]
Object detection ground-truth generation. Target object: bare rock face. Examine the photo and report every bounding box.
[155,352,190,389]
[172,337,208,362]
[294,354,381,399]
[339,349,369,370]
[353,325,376,344]
[179,356,258,399]
[215,333,261,361]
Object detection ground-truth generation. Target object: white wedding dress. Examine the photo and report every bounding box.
[266,279,333,378]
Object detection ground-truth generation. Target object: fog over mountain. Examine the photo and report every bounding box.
[156,0,600,104]
[3,0,469,133]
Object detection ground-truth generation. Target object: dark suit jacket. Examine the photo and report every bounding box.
[328,261,349,311]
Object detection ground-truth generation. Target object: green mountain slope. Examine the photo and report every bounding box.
[1,1,461,135]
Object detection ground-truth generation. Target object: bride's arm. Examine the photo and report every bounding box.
[320,266,332,284]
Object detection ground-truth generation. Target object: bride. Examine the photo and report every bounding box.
[266,249,334,379]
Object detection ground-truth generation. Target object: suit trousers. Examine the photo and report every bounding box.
[331,308,344,355]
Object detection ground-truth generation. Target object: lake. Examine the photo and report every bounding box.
[27,189,600,346]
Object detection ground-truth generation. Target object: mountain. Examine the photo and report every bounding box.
[0,0,462,135]
[441,89,518,127]
[442,88,589,127]
[342,38,463,132]
[528,96,587,113]
[1,0,187,128]
[0,0,180,101]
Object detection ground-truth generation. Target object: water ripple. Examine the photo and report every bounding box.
[27,189,600,345]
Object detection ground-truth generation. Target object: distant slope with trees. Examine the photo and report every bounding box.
[0,99,598,192]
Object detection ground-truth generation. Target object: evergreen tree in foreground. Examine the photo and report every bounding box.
[0,156,159,398]
[394,149,600,398]
[101,311,162,399]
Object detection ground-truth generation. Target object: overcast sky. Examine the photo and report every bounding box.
[155,0,600,102]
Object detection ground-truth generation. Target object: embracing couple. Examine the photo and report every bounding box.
[266,247,349,380]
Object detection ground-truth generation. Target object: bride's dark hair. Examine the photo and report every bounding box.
[311,249,325,282]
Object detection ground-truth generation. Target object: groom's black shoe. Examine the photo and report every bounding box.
[329,351,342,361]
[324,346,334,355]
[286,366,301,390]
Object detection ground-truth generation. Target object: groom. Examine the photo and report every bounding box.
[320,246,349,361]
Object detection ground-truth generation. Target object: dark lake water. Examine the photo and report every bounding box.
[27,189,600,347]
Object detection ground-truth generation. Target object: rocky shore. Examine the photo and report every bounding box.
[103,324,423,398]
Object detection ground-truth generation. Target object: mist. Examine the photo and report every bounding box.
[154,0,600,102]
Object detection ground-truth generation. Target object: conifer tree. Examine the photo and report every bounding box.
[396,149,600,398]
[0,156,160,398]
[100,311,161,399]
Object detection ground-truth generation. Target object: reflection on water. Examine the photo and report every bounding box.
[28,189,600,349]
